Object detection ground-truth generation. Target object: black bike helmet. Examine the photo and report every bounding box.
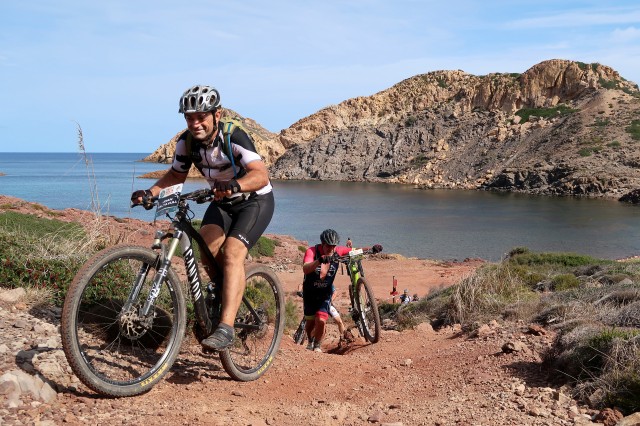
[179,85,221,113]
[320,229,340,246]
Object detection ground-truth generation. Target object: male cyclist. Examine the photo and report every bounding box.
[302,229,381,352]
[132,85,274,351]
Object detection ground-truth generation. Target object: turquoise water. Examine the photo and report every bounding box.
[1,152,639,261]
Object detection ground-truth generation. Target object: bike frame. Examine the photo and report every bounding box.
[129,192,259,339]
[337,250,366,311]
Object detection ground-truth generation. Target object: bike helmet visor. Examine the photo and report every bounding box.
[179,85,220,113]
[320,229,340,246]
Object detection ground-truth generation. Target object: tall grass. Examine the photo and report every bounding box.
[76,123,103,217]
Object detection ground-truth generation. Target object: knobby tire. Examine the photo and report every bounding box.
[219,264,285,381]
[60,245,186,397]
[293,318,306,345]
[356,277,381,343]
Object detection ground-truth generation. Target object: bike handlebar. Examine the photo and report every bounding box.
[332,248,380,264]
[131,188,215,209]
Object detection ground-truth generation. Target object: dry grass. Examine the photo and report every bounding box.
[450,263,537,325]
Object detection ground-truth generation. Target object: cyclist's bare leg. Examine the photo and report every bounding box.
[199,225,247,350]
[217,237,248,326]
[312,317,327,344]
[199,224,225,281]
[334,315,346,337]
[304,318,315,341]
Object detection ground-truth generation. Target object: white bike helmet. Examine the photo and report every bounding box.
[179,85,221,113]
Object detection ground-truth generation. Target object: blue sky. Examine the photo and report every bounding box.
[1,1,639,153]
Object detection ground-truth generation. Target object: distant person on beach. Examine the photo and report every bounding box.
[302,229,381,352]
[131,84,274,352]
[399,289,411,304]
[346,237,353,249]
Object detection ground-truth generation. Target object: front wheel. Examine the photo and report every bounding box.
[219,264,285,381]
[60,245,186,397]
[293,318,306,345]
[355,277,381,343]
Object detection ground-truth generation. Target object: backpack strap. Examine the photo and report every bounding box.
[221,121,238,178]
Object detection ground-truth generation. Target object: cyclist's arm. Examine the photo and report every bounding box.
[302,246,321,274]
[235,159,269,193]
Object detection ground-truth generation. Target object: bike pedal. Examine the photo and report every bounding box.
[201,347,217,355]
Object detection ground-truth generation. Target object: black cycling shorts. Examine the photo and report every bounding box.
[201,191,274,250]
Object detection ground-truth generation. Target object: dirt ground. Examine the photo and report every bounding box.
[0,195,610,425]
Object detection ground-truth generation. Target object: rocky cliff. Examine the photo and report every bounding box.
[272,59,640,199]
[145,60,640,199]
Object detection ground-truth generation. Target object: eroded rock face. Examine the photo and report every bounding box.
[270,59,640,198]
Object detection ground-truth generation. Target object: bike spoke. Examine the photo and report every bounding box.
[70,253,181,387]
[219,265,284,381]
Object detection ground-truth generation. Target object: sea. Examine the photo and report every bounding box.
[1,152,640,262]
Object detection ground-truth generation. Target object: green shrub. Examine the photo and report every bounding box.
[579,147,595,157]
[405,116,417,127]
[599,78,619,90]
[0,211,83,237]
[284,297,299,331]
[249,236,278,258]
[411,154,429,166]
[552,274,580,291]
[515,105,578,124]
[508,251,601,268]
[626,120,640,140]
[592,117,610,127]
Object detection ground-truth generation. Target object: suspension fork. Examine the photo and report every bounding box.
[347,261,361,308]
[126,229,183,318]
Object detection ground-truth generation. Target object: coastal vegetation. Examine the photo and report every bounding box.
[384,247,640,414]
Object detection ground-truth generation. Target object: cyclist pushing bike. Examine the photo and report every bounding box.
[132,84,274,352]
[302,229,381,352]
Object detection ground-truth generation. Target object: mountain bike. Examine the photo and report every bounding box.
[293,247,382,345]
[60,184,285,397]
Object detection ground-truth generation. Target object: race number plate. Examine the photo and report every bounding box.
[155,183,183,218]
[348,248,363,257]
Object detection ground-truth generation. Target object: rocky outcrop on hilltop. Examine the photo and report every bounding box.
[142,108,284,178]
[271,59,640,199]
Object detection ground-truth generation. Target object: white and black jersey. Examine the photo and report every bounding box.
[171,127,273,197]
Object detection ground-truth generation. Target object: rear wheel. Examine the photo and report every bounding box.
[219,264,285,381]
[355,277,381,343]
[61,245,186,397]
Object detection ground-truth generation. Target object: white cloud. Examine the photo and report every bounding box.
[505,7,640,29]
[610,26,640,43]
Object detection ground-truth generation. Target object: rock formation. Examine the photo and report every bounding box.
[271,59,640,199]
